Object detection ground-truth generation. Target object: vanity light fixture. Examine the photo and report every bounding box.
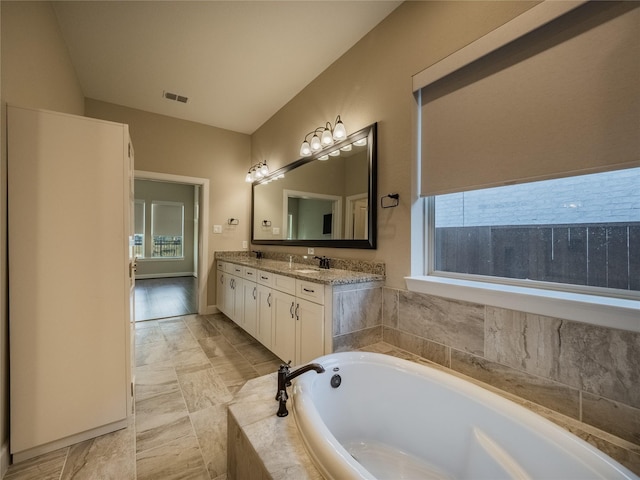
[318,155,329,161]
[353,137,367,147]
[299,116,347,157]
[245,160,270,183]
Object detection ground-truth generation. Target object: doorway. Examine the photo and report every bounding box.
[133,170,210,321]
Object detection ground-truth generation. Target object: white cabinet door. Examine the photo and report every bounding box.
[243,281,257,337]
[216,269,226,315]
[296,298,325,365]
[256,285,273,349]
[223,274,238,320]
[232,276,244,325]
[272,289,296,363]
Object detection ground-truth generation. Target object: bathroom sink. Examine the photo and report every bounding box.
[295,269,320,274]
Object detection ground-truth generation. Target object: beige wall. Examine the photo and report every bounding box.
[250,1,537,288]
[85,99,251,306]
[1,1,86,472]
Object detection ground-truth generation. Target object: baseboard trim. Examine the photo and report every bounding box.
[135,272,195,280]
[1,440,9,478]
[205,305,220,315]
[11,418,128,464]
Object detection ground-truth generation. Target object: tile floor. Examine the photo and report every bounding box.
[4,313,284,480]
[135,277,198,321]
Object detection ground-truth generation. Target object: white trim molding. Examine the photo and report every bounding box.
[405,275,640,333]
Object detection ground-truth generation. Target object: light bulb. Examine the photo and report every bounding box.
[340,144,352,152]
[310,134,322,151]
[260,162,269,176]
[354,138,367,146]
[333,118,346,141]
[245,172,252,183]
[318,155,329,161]
[321,128,334,146]
[329,150,340,157]
[300,141,311,157]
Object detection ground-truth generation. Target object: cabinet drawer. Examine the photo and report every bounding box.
[226,263,243,275]
[243,267,257,281]
[273,274,296,295]
[217,261,226,271]
[256,270,274,287]
[296,280,324,305]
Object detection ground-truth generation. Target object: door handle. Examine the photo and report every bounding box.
[253,286,257,300]
[295,303,300,320]
[267,293,271,307]
[290,302,295,318]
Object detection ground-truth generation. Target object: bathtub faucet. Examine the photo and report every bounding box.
[276,361,325,417]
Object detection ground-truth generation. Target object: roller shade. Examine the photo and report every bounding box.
[420,2,640,197]
[134,200,145,235]
[151,201,183,237]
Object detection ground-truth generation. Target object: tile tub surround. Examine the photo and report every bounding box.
[228,343,640,478]
[383,287,640,474]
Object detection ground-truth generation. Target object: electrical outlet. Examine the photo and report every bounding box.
[213,225,222,234]
[273,227,280,235]
[308,248,315,255]
[242,241,248,249]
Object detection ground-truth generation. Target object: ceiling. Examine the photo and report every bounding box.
[52,1,401,135]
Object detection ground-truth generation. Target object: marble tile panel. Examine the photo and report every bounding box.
[485,307,640,408]
[582,392,640,445]
[177,366,234,413]
[450,349,580,419]
[163,331,201,353]
[398,290,484,355]
[184,314,221,339]
[136,434,209,480]
[208,351,246,369]
[134,363,179,401]
[170,346,212,374]
[191,404,229,479]
[254,358,284,376]
[135,326,165,346]
[227,414,266,480]
[382,287,399,328]
[220,324,256,346]
[332,280,384,294]
[382,326,448,367]
[135,339,172,367]
[332,326,383,352]
[136,414,194,454]
[235,341,280,365]
[61,425,135,480]
[198,336,238,359]
[157,317,191,335]
[4,448,67,480]
[135,389,189,434]
[333,287,382,335]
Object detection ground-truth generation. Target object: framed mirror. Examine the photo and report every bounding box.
[252,123,377,248]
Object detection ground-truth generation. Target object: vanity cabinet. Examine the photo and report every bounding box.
[216,261,327,365]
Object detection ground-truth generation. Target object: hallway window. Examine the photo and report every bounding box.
[151,201,184,258]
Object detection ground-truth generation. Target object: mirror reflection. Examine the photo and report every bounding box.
[252,124,376,248]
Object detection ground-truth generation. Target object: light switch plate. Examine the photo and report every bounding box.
[308,248,315,255]
[213,225,222,234]
[242,241,248,249]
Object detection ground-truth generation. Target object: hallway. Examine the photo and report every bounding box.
[4,314,283,480]
[135,277,198,321]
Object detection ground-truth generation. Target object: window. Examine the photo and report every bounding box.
[151,201,184,259]
[134,200,145,258]
[431,168,639,297]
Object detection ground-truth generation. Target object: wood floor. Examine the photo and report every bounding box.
[4,313,284,480]
[135,276,198,321]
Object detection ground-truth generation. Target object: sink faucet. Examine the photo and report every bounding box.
[276,361,325,417]
[252,250,263,259]
[314,255,330,269]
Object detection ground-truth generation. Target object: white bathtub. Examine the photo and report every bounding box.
[291,351,637,480]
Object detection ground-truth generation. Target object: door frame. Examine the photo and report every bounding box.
[134,170,209,315]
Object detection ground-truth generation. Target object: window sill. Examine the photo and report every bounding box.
[404,275,640,333]
[139,257,185,262]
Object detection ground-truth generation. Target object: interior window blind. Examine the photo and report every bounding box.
[151,201,184,237]
[419,2,640,197]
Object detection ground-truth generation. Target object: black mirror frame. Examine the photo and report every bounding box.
[251,123,377,249]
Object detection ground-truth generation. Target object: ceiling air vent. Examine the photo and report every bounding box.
[163,91,189,104]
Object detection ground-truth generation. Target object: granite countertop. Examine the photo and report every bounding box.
[216,255,384,286]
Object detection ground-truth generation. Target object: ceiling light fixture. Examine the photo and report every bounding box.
[245,160,269,183]
[299,116,347,157]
